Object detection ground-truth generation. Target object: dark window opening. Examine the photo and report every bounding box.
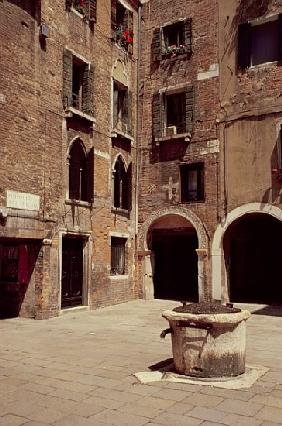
[180,163,204,202]
[164,21,184,49]
[238,17,281,69]
[113,82,129,133]
[72,57,87,111]
[69,140,94,203]
[111,237,126,275]
[112,0,133,53]
[166,92,186,134]
[0,245,19,283]
[113,156,131,210]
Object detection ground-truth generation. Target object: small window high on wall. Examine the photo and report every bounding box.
[68,140,94,203]
[238,15,282,69]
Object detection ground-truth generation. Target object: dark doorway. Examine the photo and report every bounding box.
[61,237,84,309]
[152,228,198,302]
[224,213,282,304]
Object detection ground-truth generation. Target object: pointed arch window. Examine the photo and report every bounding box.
[69,139,94,203]
[113,156,132,211]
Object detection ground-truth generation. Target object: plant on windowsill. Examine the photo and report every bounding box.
[115,25,133,52]
[72,0,87,16]
[164,44,187,58]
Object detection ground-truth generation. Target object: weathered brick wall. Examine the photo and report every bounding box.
[0,0,139,317]
[138,0,221,298]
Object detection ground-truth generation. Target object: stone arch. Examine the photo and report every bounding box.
[211,203,282,301]
[66,137,86,159]
[111,153,128,172]
[139,206,209,301]
[139,206,209,251]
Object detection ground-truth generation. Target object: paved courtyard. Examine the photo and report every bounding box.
[0,300,282,426]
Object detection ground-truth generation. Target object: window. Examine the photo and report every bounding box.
[66,0,97,23]
[152,86,194,139]
[111,237,126,275]
[63,49,95,116]
[152,18,192,61]
[113,156,132,211]
[111,0,133,53]
[0,244,29,284]
[113,81,131,133]
[68,139,94,203]
[238,15,282,69]
[180,163,204,202]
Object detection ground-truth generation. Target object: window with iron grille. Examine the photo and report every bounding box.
[111,237,126,275]
[69,139,94,203]
[238,15,282,69]
[63,50,95,117]
[0,244,19,283]
[180,163,204,203]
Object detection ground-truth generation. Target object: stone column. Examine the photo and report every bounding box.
[196,248,207,302]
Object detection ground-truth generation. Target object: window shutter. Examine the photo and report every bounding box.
[127,163,132,212]
[184,18,192,54]
[111,0,117,35]
[86,147,94,203]
[278,14,282,61]
[82,63,95,116]
[63,49,73,109]
[152,28,161,62]
[127,11,133,55]
[185,86,194,133]
[88,0,97,22]
[238,22,251,69]
[66,0,72,11]
[113,85,118,128]
[127,90,132,134]
[122,89,128,132]
[152,92,162,138]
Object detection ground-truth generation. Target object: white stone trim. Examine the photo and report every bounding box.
[211,203,282,301]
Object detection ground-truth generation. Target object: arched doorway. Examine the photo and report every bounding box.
[223,213,282,304]
[147,214,199,302]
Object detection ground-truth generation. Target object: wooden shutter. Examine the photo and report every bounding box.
[86,147,94,203]
[185,86,194,133]
[127,163,132,212]
[127,10,133,55]
[89,0,97,22]
[184,18,192,54]
[127,89,132,135]
[82,63,95,116]
[122,89,128,132]
[111,0,117,34]
[238,22,251,69]
[66,0,72,11]
[151,28,161,62]
[63,49,73,109]
[152,92,162,138]
[113,84,118,128]
[278,14,282,61]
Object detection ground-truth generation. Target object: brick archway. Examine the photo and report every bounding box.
[139,207,209,301]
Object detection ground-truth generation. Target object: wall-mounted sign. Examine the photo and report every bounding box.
[7,190,40,211]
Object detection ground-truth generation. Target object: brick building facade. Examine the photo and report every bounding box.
[1,0,282,319]
[0,0,139,318]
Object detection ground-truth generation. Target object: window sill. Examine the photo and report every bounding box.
[65,107,96,123]
[111,207,130,218]
[111,129,134,145]
[161,52,190,62]
[109,274,128,280]
[155,132,191,144]
[65,199,92,208]
[113,41,133,57]
[180,200,205,205]
[70,6,84,19]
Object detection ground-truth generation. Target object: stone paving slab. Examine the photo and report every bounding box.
[0,300,282,425]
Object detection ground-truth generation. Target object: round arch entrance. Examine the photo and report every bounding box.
[223,213,282,304]
[147,214,199,302]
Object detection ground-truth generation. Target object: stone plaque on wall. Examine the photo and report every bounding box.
[7,190,40,211]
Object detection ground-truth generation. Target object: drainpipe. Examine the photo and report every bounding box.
[135,1,142,236]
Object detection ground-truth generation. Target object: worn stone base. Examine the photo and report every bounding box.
[135,364,269,389]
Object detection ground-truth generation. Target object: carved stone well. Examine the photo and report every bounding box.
[161,303,251,378]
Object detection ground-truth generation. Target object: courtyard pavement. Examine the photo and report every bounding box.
[0,300,282,426]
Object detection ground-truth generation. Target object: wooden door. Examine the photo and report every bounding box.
[61,238,83,308]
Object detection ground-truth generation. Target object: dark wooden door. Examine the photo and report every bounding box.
[61,238,83,308]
